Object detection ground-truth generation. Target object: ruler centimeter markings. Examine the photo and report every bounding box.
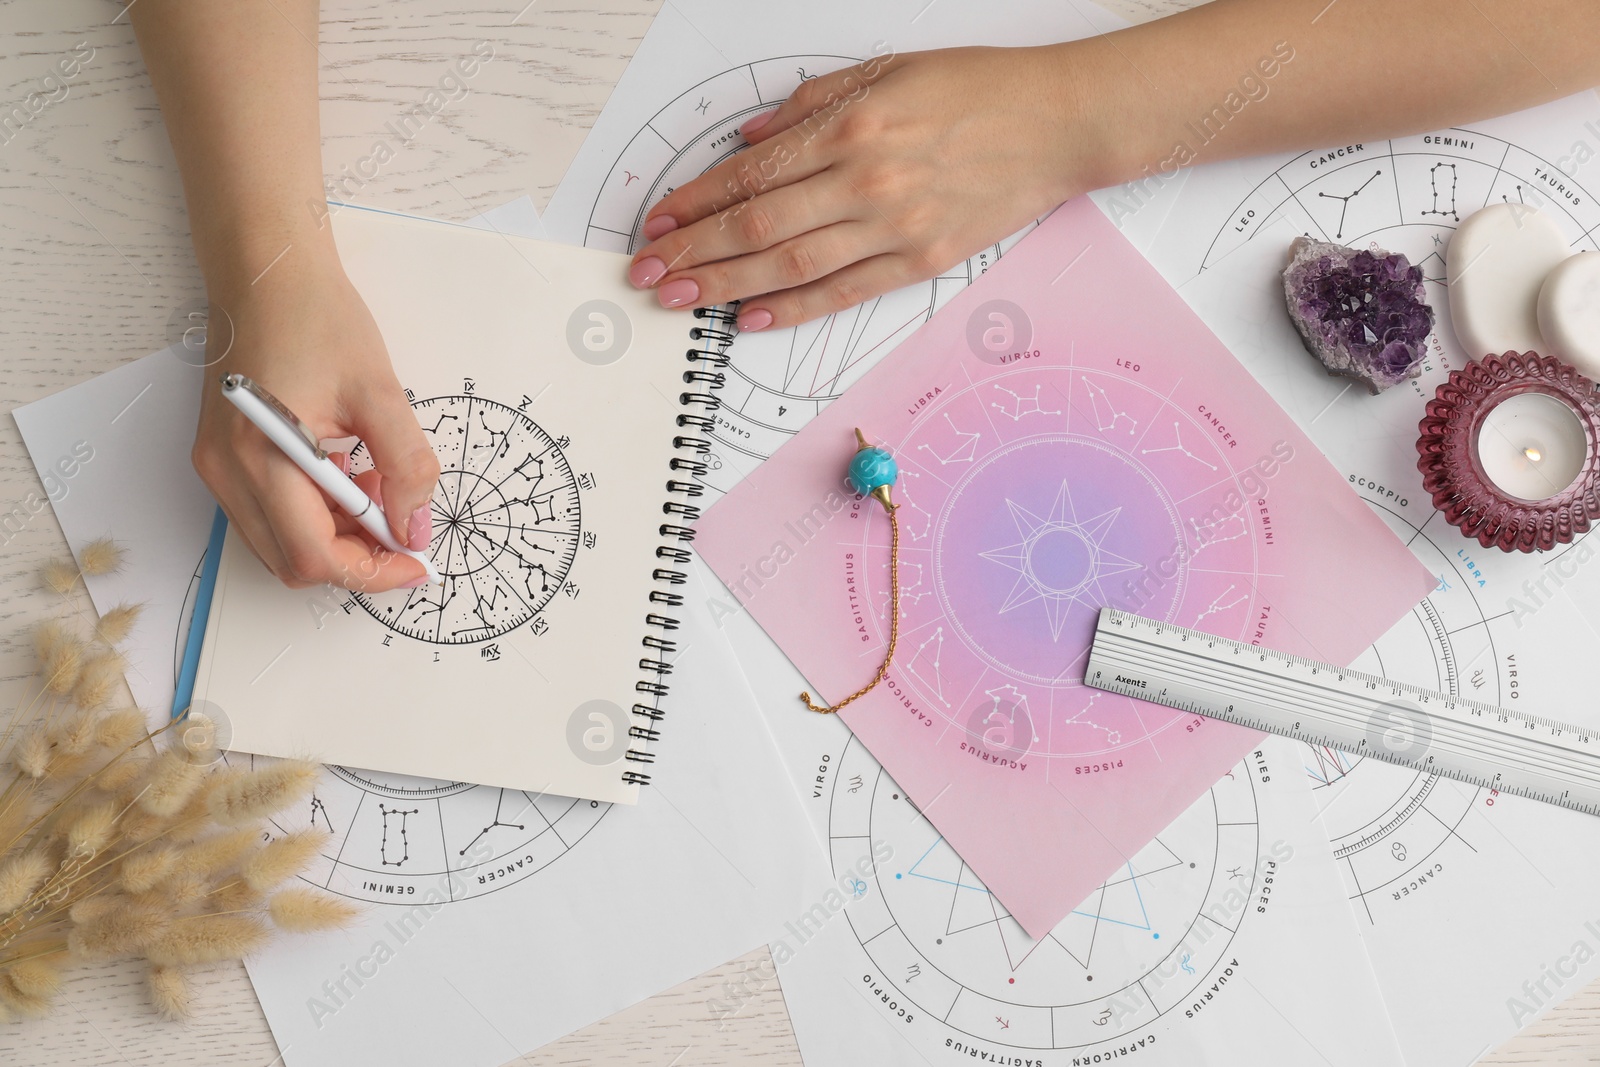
[1084,608,1600,818]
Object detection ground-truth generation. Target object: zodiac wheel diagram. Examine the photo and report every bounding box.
[1202,128,1600,283]
[283,763,610,905]
[348,394,581,644]
[856,363,1263,759]
[209,753,609,906]
[1304,499,1503,922]
[831,737,1260,1050]
[580,54,1018,474]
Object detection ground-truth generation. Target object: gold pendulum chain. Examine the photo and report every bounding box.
[800,502,900,714]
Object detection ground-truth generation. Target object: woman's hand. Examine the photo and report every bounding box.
[193,265,440,592]
[626,45,1099,331]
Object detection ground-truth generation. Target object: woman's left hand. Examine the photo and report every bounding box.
[626,45,1102,333]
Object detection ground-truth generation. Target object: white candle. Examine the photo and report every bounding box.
[1475,391,1590,501]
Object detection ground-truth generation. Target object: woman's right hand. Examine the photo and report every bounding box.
[194,263,440,592]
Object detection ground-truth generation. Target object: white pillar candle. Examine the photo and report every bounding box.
[1475,391,1590,501]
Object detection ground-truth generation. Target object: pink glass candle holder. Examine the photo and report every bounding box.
[1417,352,1600,552]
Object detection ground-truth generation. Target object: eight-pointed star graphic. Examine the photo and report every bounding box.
[978,481,1141,640]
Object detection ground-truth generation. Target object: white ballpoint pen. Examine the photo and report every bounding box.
[219,373,443,586]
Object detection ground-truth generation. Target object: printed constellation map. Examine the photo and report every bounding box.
[858,362,1263,761]
[828,736,1259,1052]
[1304,497,1508,924]
[576,54,1027,491]
[1200,128,1600,308]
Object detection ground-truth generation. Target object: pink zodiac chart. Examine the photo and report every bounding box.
[695,197,1438,937]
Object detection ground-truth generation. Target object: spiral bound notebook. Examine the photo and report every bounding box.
[194,205,711,804]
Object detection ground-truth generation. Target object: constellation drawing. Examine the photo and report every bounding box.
[1421,162,1459,220]
[1062,691,1123,746]
[915,413,981,465]
[1318,169,1381,239]
[379,804,417,867]
[904,628,950,707]
[458,788,529,856]
[1140,422,1218,471]
[349,394,582,645]
[1082,378,1137,435]
[1193,584,1248,626]
[990,383,1061,421]
[896,469,934,541]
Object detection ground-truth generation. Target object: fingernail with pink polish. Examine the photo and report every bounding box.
[629,256,667,288]
[738,308,774,332]
[658,279,700,308]
[642,214,678,241]
[740,111,775,137]
[407,505,432,551]
[332,453,350,474]
[401,574,431,588]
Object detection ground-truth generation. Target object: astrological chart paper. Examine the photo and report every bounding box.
[695,196,1438,938]
[1092,90,1600,1066]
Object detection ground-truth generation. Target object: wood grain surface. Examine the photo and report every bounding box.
[0,1,1595,1063]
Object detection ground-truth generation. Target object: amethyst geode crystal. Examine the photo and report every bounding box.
[1282,237,1435,394]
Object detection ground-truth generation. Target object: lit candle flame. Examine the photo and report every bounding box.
[1524,447,1543,463]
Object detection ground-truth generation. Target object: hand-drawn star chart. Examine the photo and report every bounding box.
[829,736,1258,1051]
[859,363,1263,758]
[1200,128,1600,283]
[1303,498,1509,924]
[348,392,582,644]
[576,54,1031,491]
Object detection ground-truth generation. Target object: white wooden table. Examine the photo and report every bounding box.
[0,1,1597,1063]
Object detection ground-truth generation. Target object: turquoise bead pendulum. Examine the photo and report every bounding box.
[800,429,904,714]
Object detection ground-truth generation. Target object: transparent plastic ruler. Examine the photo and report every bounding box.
[1085,608,1600,816]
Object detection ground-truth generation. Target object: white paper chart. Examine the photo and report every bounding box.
[1094,89,1600,1064]
[719,611,1408,1066]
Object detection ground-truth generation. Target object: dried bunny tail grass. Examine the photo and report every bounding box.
[0,793,40,854]
[138,749,204,818]
[119,847,177,895]
[209,881,263,912]
[41,558,81,596]
[209,761,318,826]
[95,707,150,749]
[64,799,119,857]
[34,618,71,663]
[70,650,128,712]
[147,965,191,1021]
[94,754,148,794]
[69,902,171,959]
[0,851,52,913]
[139,870,207,911]
[268,888,359,933]
[2,957,62,1001]
[117,807,172,844]
[243,830,324,893]
[52,710,100,755]
[95,602,144,646]
[146,914,268,966]
[37,623,84,696]
[14,727,52,779]
[79,537,124,576]
[69,892,124,924]
[0,973,52,1018]
[176,827,259,880]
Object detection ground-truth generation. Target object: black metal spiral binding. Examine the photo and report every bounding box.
[628,302,738,789]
